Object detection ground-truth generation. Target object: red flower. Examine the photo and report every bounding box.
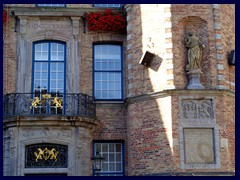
[3,10,8,26]
[85,9,126,33]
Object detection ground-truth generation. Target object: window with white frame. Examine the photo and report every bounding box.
[93,4,122,8]
[93,142,124,176]
[37,4,66,7]
[93,44,123,100]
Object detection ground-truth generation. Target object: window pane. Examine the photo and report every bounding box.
[58,72,64,79]
[102,73,107,80]
[109,163,115,171]
[115,82,121,90]
[102,154,108,162]
[116,163,122,171]
[42,43,48,51]
[35,43,49,60]
[58,52,64,60]
[51,82,56,89]
[95,82,101,90]
[95,144,101,152]
[35,52,41,60]
[51,72,57,79]
[34,72,40,79]
[102,91,108,99]
[102,163,108,171]
[34,80,40,89]
[102,82,107,90]
[102,144,108,152]
[116,153,121,161]
[57,81,63,88]
[109,154,114,161]
[58,63,64,70]
[51,52,57,60]
[51,43,57,51]
[95,90,101,99]
[116,144,121,152]
[51,43,64,61]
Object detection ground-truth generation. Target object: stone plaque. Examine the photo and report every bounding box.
[182,99,214,119]
[184,128,215,164]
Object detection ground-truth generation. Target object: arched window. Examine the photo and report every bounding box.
[32,41,66,114]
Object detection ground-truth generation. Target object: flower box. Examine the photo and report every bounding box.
[85,9,126,33]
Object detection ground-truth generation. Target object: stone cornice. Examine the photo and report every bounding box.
[3,115,99,129]
[127,89,235,105]
[12,7,122,17]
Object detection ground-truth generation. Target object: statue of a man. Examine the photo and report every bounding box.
[184,33,205,71]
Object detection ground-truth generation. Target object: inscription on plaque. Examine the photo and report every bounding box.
[184,128,215,164]
[28,22,71,30]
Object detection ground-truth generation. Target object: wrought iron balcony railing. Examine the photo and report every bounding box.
[3,93,96,118]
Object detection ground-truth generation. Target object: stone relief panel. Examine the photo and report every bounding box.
[20,127,72,141]
[182,99,214,119]
[27,19,72,38]
[184,128,215,164]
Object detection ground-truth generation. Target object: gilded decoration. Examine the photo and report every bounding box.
[34,148,59,162]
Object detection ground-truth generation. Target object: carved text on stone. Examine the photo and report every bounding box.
[28,23,71,30]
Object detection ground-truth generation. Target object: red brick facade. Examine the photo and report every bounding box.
[3,4,235,176]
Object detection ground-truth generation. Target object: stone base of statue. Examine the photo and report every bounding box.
[186,69,205,89]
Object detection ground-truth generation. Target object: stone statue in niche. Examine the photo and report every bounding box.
[185,33,205,71]
[184,33,205,89]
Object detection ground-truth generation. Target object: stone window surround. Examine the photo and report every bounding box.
[19,139,71,176]
[16,16,81,94]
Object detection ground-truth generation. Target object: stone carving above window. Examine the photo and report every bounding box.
[182,99,213,119]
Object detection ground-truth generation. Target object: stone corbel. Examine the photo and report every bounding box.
[71,17,80,40]
[18,16,27,38]
[45,30,54,39]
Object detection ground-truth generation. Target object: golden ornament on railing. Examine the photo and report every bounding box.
[42,94,51,99]
[52,97,63,109]
[30,97,41,109]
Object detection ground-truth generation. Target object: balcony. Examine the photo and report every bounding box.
[3,93,96,118]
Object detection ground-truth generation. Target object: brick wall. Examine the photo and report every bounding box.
[3,9,17,94]
[217,4,235,91]
[127,96,173,175]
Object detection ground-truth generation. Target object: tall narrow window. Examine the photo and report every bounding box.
[32,41,66,115]
[93,141,124,176]
[93,44,123,100]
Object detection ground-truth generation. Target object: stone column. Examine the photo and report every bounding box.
[16,17,28,93]
[67,17,81,93]
[3,128,17,176]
